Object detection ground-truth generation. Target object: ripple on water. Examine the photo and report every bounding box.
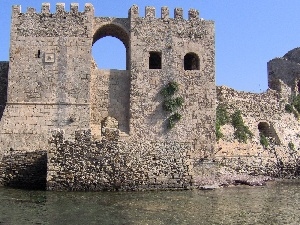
[0,180,299,225]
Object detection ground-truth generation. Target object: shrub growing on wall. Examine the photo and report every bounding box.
[161,81,184,129]
[216,104,229,141]
[231,110,253,143]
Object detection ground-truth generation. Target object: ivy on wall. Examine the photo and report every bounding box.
[161,81,184,129]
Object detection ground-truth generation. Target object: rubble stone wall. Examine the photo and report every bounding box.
[47,130,195,191]
[0,150,47,189]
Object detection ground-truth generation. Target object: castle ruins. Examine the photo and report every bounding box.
[0,3,298,191]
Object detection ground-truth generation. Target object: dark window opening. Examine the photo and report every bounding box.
[258,122,270,137]
[149,52,161,69]
[184,52,199,70]
[37,50,41,58]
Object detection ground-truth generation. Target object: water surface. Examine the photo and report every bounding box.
[0,180,299,225]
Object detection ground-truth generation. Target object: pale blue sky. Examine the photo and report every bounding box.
[1,0,300,93]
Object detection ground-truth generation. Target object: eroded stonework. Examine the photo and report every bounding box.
[0,3,215,190]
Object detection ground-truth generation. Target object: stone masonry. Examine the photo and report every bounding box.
[0,3,215,190]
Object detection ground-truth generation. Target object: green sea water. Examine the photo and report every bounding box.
[0,180,299,225]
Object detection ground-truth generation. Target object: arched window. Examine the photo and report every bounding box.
[149,52,161,69]
[258,122,270,137]
[184,52,199,70]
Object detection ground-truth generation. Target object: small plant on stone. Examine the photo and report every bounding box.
[285,104,293,113]
[167,112,182,129]
[216,104,230,141]
[161,81,183,129]
[260,133,269,148]
[288,142,295,151]
[231,110,253,143]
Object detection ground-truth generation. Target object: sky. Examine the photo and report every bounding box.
[1,0,300,93]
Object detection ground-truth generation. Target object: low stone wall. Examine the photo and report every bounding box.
[47,130,195,191]
[0,150,47,189]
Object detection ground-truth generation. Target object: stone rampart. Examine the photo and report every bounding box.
[0,150,47,189]
[47,130,195,191]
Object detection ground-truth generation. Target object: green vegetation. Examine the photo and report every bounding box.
[260,133,269,148]
[288,142,295,151]
[231,110,253,143]
[161,81,183,129]
[216,105,230,141]
[285,95,300,118]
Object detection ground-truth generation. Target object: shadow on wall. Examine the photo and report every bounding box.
[0,62,9,120]
[108,71,130,134]
[0,151,47,190]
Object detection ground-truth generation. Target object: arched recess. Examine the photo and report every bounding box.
[93,23,130,70]
[91,23,130,135]
[258,121,280,145]
[184,52,200,70]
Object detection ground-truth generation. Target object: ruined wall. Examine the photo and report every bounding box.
[47,130,194,191]
[216,86,300,177]
[90,69,130,138]
[0,150,47,189]
[128,6,215,156]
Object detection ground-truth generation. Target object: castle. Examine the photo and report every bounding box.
[0,3,298,191]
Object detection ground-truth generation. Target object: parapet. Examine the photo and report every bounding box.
[129,5,200,20]
[12,3,94,16]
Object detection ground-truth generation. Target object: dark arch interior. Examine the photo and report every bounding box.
[258,122,270,137]
[93,24,129,70]
[184,53,199,70]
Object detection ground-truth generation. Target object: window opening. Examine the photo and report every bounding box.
[149,52,162,69]
[37,50,41,58]
[184,52,199,70]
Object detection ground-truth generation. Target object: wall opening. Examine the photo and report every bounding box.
[92,37,126,70]
[91,23,130,135]
[93,23,129,70]
[149,52,162,69]
[184,52,199,70]
[258,122,280,145]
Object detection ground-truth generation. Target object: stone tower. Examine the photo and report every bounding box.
[0,3,215,158]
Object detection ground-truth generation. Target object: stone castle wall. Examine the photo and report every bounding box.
[90,69,130,138]
[0,62,9,106]
[129,6,215,155]
[0,150,47,189]
[47,130,194,191]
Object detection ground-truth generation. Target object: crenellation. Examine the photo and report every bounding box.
[174,8,183,19]
[128,5,139,19]
[84,3,94,15]
[41,3,50,14]
[26,7,36,14]
[56,3,65,13]
[188,9,199,20]
[70,3,79,13]
[145,6,155,18]
[161,7,169,20]
[12,5,21,14]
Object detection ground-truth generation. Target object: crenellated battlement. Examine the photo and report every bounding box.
[129,5,200,20]
[12,3,94,15]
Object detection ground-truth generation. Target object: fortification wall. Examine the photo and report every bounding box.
[47,130,194,191]
[216,86,300,177]
[0,150,47,189]
[128,6,215,155]
[90,69,130,138]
